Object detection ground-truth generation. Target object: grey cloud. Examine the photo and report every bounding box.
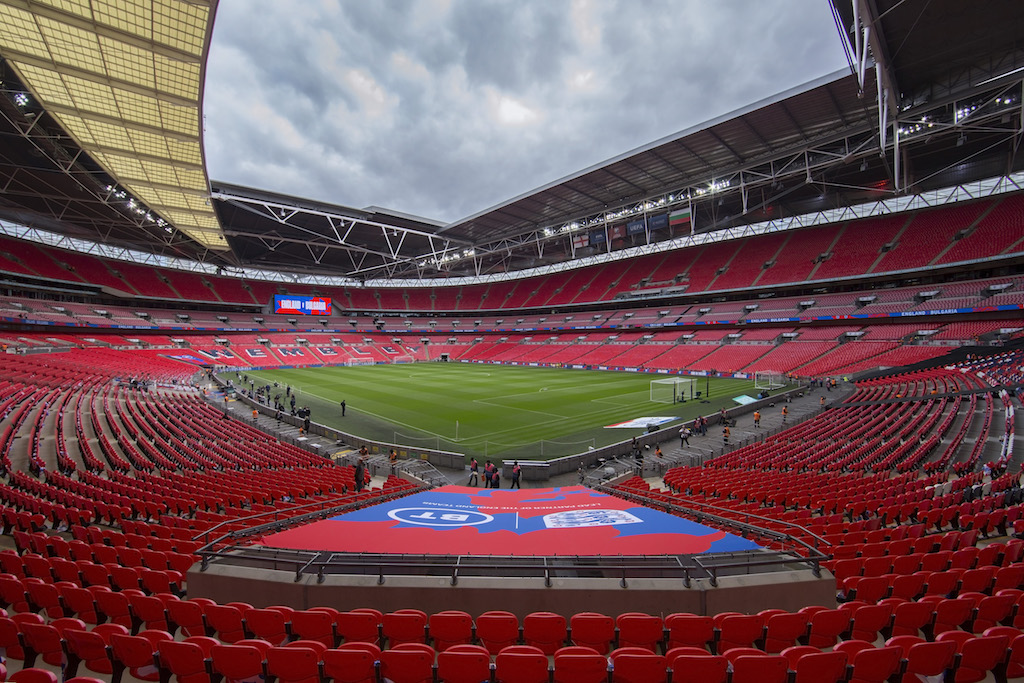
[204,0,848,223]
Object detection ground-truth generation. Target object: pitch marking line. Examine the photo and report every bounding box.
[248,370,688,447]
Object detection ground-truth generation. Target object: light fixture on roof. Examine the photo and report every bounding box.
[957,134,966,146]
[13,93,29,107]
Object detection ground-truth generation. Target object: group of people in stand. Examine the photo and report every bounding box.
[468,458,522,488]
[676,404,795,448]
[680,415,709,446]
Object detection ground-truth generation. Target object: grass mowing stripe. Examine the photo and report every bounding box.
[238,364,766,460]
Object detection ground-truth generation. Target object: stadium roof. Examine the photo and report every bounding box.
[0,0,224,252]
[1,0,1024,280]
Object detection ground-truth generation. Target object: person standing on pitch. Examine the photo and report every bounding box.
[340,399,346,416]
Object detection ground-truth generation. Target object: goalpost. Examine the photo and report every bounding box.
[755,370,786,390]
[392,355,416,364]
[345,358,375,367]
[650,377,695,403]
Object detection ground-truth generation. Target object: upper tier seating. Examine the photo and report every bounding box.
[938,194,1024,265]
[1,195,1023,312]
[876,201,988,272]
[813,216,910,281]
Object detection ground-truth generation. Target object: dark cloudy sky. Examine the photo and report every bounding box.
[203,1,849,225]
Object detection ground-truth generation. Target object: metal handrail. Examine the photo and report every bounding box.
[197,544,818,586]
[195,480,829,585]
[196,484,429,557]
[597,483,832,556]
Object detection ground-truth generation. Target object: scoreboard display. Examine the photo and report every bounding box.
[273,294,332,316]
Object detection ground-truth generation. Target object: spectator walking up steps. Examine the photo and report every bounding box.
[354,458,365,493]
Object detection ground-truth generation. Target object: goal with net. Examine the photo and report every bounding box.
[345,357,375,367]
[650,377,695,403]
[392,355,416,364]
[755,370,786,390]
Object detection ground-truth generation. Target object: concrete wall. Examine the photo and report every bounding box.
[188,563,835,619]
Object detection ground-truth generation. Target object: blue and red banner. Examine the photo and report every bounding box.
[260,485,761,556]
[273,294,332,316]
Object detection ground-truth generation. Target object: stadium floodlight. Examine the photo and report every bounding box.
[650,377,695,404]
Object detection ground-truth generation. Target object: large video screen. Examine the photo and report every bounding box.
[273,294,332,316]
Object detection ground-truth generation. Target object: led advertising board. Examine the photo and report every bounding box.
[273,294,332,316]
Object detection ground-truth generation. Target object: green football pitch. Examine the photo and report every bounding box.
[233,363,761,460]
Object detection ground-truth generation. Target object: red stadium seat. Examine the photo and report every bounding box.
[609,648,667,683]
[266,643,324,683]
[494,646,550,683]
[110,630,174,683]
[522,611,567,655]
[476,611,520,655]
[570,612,615,654]
[665,649,728,683]
[552,650,609,683]
[436,644,491,683]
[616,612,663,652]
[63,623,131,677]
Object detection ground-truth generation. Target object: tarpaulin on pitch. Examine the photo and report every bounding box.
[260,485,761,556]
